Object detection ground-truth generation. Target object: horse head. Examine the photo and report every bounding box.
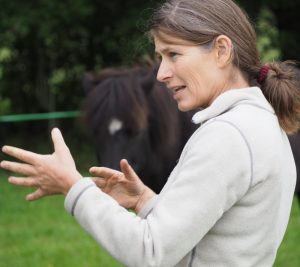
[82,65,197,192]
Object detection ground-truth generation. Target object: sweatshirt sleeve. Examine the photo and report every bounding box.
[64,120,252,267]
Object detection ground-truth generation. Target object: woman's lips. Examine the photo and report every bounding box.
[172,86,186,99]
[170,85,186,93]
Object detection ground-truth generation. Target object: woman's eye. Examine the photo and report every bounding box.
[169,52,178,59]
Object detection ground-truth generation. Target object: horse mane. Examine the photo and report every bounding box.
[83,67,148,136]
[82,64,181,152]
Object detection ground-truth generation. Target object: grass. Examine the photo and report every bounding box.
[274,198,300,267]
[0,170,124,267]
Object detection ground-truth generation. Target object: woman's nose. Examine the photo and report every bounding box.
[156,61,173,82]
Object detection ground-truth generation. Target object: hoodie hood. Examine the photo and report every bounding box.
[192,87,274,125]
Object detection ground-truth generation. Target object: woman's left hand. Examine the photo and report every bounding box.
[90,159,156,212]
[0,128,82,201]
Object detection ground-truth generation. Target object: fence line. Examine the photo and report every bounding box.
[0,111,80,122]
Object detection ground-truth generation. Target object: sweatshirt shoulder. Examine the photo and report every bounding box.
[186,118,254,171]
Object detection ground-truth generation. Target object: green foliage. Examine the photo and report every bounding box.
[256,7,281,62]
[0,0,299,132]
[238,0,300,62]
[0,0,161,117]
[0,47,12,63]
[0,97,11,115]
[0,47,12,115]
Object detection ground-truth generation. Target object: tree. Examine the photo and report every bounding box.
[0,0,161,116]
[0,0,299,118]
[238,0,300,62]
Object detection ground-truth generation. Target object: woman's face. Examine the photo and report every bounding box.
[154,33,230,111]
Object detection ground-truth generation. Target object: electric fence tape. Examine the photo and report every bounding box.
[0,111,80,122]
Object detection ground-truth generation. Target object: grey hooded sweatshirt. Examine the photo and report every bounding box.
[65,87,296,267]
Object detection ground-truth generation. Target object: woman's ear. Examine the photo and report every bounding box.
[214,35,233,68]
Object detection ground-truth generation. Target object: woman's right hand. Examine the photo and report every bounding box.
[89,159,156,213]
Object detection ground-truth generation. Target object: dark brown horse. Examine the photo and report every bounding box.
[289,132,300,201]
[82,65,198,193]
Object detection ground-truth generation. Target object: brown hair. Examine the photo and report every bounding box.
[148,0,300,134]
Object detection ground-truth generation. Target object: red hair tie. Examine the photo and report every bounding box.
[257,65,269,84]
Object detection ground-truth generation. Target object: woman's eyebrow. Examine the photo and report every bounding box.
[155,47,172,55]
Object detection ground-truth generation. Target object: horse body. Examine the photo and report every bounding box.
[82,65,197,193]
[288,132,300,201]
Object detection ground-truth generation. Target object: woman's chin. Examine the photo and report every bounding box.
[177,103,193,112]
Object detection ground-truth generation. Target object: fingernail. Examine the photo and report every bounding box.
[0,160,7,167]
[52,128,59,134]
[89,167,97,172]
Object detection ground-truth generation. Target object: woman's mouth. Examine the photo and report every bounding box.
[170,85,186,100]
[172,85,186,94]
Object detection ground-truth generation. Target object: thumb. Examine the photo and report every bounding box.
[120,159,140,181]
[51,128,70,155]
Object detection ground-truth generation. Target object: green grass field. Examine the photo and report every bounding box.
[0,171,299,267]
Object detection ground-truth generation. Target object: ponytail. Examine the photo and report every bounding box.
[258,61,300,134]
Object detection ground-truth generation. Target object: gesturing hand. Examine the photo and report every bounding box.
[0,128,82,201]
[90,159,156,213]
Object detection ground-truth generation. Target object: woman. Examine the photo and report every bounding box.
[1,0,299,266]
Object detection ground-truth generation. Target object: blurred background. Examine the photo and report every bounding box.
[0,0,299,266]
[0,0,299,146]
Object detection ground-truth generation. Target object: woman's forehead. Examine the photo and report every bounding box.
[153,31,195,49]
[153,32,195,52]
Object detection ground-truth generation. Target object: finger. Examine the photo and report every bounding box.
[8,176,39,188]
[26,188,48,201]
[89,166,121,178]
[51,128,70,155]
[2,146,38,165]
[0,161,37,176]
[107,173,120,186]
[91,177,106,188]
[120,159,139,181]
[104,173,120,192]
